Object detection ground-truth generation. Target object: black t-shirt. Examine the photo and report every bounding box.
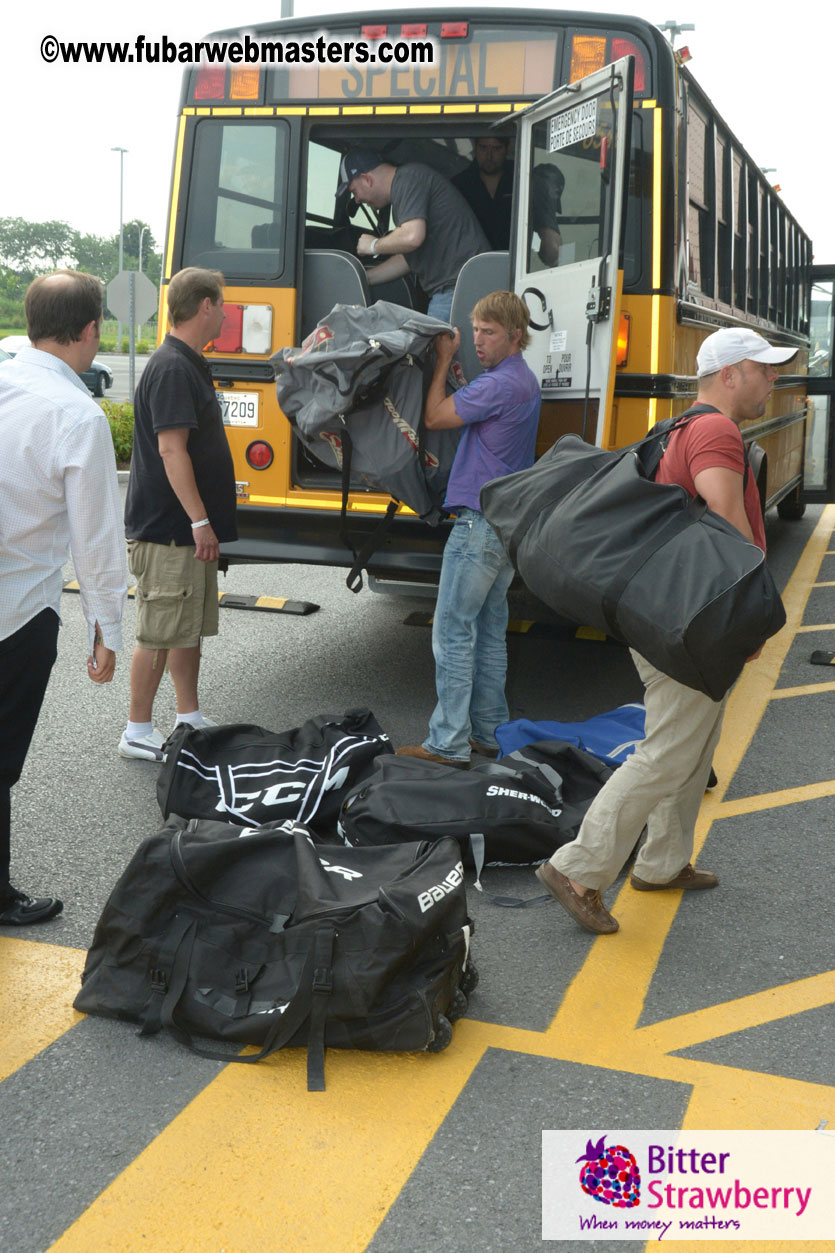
[452,160,515,251]
[124,334,237,545]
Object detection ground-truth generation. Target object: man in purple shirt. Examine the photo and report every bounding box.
[398,291,540,767]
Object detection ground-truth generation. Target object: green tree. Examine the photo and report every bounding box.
[0,217,77,273]
[73,232,120,284]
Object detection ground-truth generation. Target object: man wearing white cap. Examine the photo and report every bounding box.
[536,327,796,936]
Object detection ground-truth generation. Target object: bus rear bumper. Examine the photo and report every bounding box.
[220,502,449,582]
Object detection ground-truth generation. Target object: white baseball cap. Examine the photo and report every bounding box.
[696,328,797,378]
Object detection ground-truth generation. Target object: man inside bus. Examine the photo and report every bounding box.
[0,271,126,925]
[451,139,563,267]
[337,147,489,323]
[452,137,515,251]
[535,327,797,936]
[119,267,237,762]
[396,291,540,767]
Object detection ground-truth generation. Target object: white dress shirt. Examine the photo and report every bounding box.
[0,346,126,649]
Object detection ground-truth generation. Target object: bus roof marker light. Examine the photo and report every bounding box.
[361,25,387,39]
[194,64,226,100]
[401,24,428,38]
[440,22,468,38]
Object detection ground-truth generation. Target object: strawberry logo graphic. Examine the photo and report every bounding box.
[577,1136,641,1208]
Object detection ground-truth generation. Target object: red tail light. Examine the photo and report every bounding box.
[246,441,274,470]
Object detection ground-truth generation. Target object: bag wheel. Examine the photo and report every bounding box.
[448,987,468,1023]
[460,960,479,994]
[427,1013,453,1053]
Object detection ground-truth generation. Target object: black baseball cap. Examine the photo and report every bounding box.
[337,147,383,196]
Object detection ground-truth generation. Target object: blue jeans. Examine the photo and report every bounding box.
[424,508,515,761]
[427,289,454,323]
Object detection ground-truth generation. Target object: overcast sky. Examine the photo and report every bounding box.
[6,1,835,260]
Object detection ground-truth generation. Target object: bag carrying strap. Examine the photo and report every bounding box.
[138,914,334,1087]
[468,833,552,909]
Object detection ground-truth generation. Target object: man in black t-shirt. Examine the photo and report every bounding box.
[119,267,237,761]
[452,137,514,252]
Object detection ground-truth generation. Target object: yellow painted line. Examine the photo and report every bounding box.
[813,580,835,588]
[771,679,835,698]
[0,939,84,1083]
[714,777,835,818]
[796,622,835,632]
[634,970,835,1055]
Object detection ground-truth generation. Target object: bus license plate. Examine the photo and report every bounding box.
[218,390,259,427]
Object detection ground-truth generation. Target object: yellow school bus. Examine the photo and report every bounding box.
[161,10,812,581]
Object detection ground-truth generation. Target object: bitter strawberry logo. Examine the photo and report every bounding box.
[577,1136,641,1208]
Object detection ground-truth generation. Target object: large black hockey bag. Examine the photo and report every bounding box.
[480,407,786,700]
[338,746,612,872]
[156,709,392,832]
[74,817,475,1090]
[272,302,464,590]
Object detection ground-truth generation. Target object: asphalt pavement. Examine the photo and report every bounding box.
[1,501,834,1252]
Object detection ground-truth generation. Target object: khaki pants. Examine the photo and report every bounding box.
[549,651,729,890]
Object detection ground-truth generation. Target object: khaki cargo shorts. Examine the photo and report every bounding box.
[128,539,219,650]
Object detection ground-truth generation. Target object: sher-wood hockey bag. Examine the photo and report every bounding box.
[156,709,393,832]
[74,817,476,1091]
[338,748,612,882]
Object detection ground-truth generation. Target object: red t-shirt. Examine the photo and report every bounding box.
[655,411,766,552]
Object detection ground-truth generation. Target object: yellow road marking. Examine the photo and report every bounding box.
[771,680,835,698]
[0,939,83,1083]
[26,508,835,1251]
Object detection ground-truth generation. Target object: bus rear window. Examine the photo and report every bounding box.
[181,120,290,278]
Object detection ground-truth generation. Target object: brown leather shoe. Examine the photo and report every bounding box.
[396,744,469,770]
[469,738,499,758]
[630,863,719,891]
[535,862,619,934]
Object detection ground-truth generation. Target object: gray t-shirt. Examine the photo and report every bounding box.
[390,163,489,296]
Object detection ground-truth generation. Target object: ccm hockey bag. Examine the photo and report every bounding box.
[74,818,475,1091]
[156,709,392,832]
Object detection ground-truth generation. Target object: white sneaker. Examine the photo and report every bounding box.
[174,715,217,731]
[118,727,167,762]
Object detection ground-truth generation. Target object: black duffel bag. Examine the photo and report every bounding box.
[157,709,392,831]
[337,746,612,872]
[480,408,786,700]
[74,817,475,1091]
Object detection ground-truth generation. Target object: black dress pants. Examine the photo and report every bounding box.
[0,609,60,893]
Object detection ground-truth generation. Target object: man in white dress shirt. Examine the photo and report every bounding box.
[0,271,126,925]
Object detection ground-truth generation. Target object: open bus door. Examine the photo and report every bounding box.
[509,56,634,449]
[804,266,835,503]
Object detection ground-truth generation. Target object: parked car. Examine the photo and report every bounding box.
[0,335,113,397]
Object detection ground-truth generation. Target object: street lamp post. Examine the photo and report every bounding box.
[111,146,128,350]
[137,225,149,342]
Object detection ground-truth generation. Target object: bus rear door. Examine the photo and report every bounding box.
[510,56,634,451]
[804,266,835,505]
